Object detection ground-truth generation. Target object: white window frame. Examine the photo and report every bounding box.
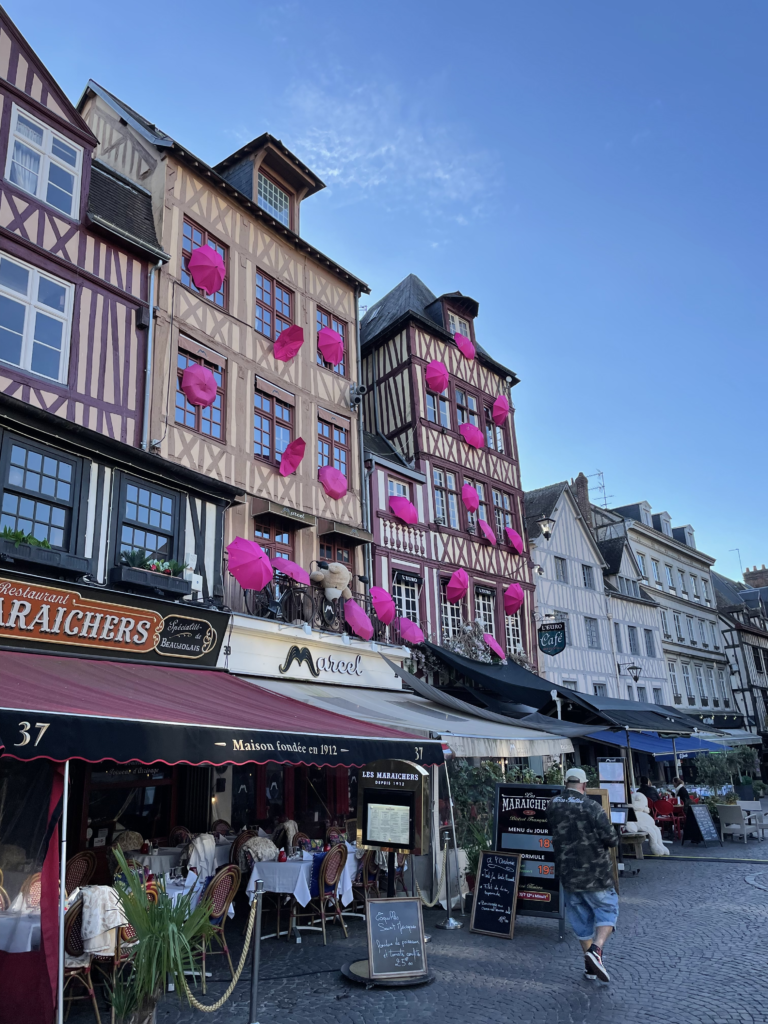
[637,685,647,703]
[505,611,524,655]
[665,565,675,590]
[554,610,571,645]
[388,478,408,498]
[614,621,623,653]
[682,663,694,698]
[554,556,568,583]
[717,669,727,702]
[441,580,463,639]
[5,103,82,218]
[637,553,647,578]
[392,576,419,623]
[678,569,687,594]
[695,665,706,699]
[652,559,661,584]
[582,564,595,590]
[257,171,290,227]
[673,612,684,640]
[584,616,600,649]
[474,587,495,636]
[660,609,670,637]
[448,311,470,337]
[627,625,639,655]
[644,628,656,658]
[593,683,607,697]
[687,616,696,643]
[702,578,711,604]
[709,621,718,647]
[0,252,73,383]
[690,575,699,599]
[706,666,715,699]
[668,661,680,696]
[653,687,663,705]
[698,619,707,644]
[627,685,634,701]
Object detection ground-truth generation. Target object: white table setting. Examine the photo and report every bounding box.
[0,910,41,953]
[126,845,186,875]
[164,871,235,919]
[245,842,360,909]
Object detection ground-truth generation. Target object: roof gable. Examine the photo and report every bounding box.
[361,274,443,346]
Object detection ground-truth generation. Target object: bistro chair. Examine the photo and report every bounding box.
[194,865,240,994]
[230,829,258,869]
[66,851,97,895]
[63,900,102,1024]
[293,832,311,852]
[326,826,344,846]
[717,805,761,844]
[169,825,192,846]
[352,849,379,913]
[20,872,42,911]
[211,819,232,836]
[0,884,9,910]
[651,799,681,841]
[288,844,348,945]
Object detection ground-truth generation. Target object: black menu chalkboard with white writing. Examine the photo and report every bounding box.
[470,851,522,939]
[682,804,722,847]
[366,897,427,979]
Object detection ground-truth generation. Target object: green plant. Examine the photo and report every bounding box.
[692,752,733,795]
[464,819,493,879]
[120,548,150,570]
[0,526,51,549]
[753,780,766,798]
[106,973,139,1024]
[448,759,540,851]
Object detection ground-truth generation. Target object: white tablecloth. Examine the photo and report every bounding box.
[166,874,235,919]
[127,846,185,874]
[213,837,234,869]
[246,846,360,908]
[0,912,41,953]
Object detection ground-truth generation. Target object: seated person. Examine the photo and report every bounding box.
[638,776,660,802]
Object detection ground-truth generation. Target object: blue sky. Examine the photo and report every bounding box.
[12,1,766,579]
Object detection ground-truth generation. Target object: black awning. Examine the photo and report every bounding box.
[424,641,558,708]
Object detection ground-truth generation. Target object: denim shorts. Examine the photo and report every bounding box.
[563,888,619,941]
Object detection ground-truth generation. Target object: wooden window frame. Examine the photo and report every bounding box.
[6,103,83,219]
[319,539,351,566]
[492,487,517,541]
[316,306,347,377]
[474,585,496,637]
[463,476,488,532]
[387,477,410,499]
[181,218,228,310]
[484,406,507,454]
[254,270,293,340]
[317,414,349,477]
[254,522,294,561]
[426,390,450,428]
[440,577,464,638]
[257,168,293,230]
[115,473,180,566]
[447,309,471,340]
[455,386,480,429]
[175,345,226,441]
[253,384,293,468]
[0,433,81,552]
[432,465,459,530]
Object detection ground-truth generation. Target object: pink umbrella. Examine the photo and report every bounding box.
[461,484,479,513]
[459,422,485,448]
[271,557,310,586]
[389,496,418,524]
[187,245,225,295]
[505,527,524,554]
[370,586,396,625]
[317,326,344,365]
[492,394,510,425]
[425,359,449,393]
[180,363,217,408]
[274,324,305,362]
[503,582,524,616]
[478,519,497,546]
[227,537,273,592]
[454,332,476,360]
[318,464,348,499]
[344,599,374,641]
[279,437,306,477]
[446,568,469,604]
[398,617,425,644]
[483,633,506,661]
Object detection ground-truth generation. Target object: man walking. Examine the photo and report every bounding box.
[546,768,619,983]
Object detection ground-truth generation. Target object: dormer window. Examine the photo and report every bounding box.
[257,171,290,227]
[448,311,470,338]
[6,104,82,218]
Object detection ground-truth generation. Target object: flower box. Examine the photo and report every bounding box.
[0,538,90,575]
[109,564,192,596]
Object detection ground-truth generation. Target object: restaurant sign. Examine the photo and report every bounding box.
[0,571,228,666]
[538,621,566,657]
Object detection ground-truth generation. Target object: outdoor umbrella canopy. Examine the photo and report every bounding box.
[180,363,217,407]
[446,568,469,603]
[461,483,480,512]
[344,599,374,640]
[483,634,506,660]
[271,557,310,586]
[227,536,273,591]
[187,245,225,295]
[459,422,485,448]
[317,326,344,365]
[370,586,396,625]
[491,394,510,425]
[424,359,449,393]
[424,640,562,709]
[454,332,476,360]
[478,519,497,545]
[503,581,524,615]
[398,617,425,644]
[318,464,348,499]
[505,526,524,554]
[273,323,305,361]
[279,436,306,476]
[389,495,418,524]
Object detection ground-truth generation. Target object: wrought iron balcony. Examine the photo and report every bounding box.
[687,696,696,706]
[674,694,683,704]
[701,696,709,706]
[713,698,720,707]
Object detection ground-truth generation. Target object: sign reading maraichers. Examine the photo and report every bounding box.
[494,783,563,918]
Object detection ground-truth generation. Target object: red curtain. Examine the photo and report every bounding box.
[330,766,349,818]
[283,766,295,820]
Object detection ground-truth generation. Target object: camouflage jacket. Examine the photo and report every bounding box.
[545,789,618,892]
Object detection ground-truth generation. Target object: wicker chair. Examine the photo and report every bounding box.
[352,849,379,912]
[288,845,348,945]
[63,900,102,1023]
[0,884,9,910]
[66,851,97,895]
[169,825,192,846]
[326,826,344,845]
[211,819,232,835]
[193,865,240,994]
[230,830,257,868]
[20,872,42,910]
[293,832,311,852]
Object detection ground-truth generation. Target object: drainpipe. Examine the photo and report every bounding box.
[141,260,163,451]
[354,289,372,593]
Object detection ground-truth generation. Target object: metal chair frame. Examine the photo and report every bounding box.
[288,845,348,945]
[194,865,240,994]
[63,901,102,1023]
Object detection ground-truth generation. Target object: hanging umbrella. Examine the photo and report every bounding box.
[492,394,510,425]
[370,586,396,625]
[274,324,305,362]
[459,422,485,448]
[461,484,479,513]
[180,363,217,408]
[425,359,449,393]
[454,332,476,360]
[483,633,507,661]
[503,582,524,616]
[271,558,310,586]
[317,326,344,365]
[446,568,469,603]
[187,245,225,295]
[318,464,348,499]
[478,519,497,546]
[345,599,374,640]
[227,537,273,592]
[398,617,425,644]
[505,527,524,554]
[279,437,306,477]
[389,496,418,524]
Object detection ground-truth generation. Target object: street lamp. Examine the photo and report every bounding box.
[533,564,545,577]
[627,663,641,684]
[536,516,556,541]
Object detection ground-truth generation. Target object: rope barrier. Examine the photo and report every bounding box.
[414,843,449,908]
[181,896,258,1012]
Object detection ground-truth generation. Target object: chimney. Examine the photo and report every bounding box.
[744,564,768,588]
[572,472,593,529]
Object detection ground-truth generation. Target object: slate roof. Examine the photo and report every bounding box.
[596,537,625,576]
[522,482,567,539]
[363,430,411,467]
[712,570,747,608]
[87,161,168,261]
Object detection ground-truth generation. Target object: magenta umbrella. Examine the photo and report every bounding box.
[279,437,306,477]
[505,527,524,554]
[370,586,396,625]
[398,617,425,644]
[459,422,485,448]
[461,484,479,513]
[318,464,348,499]
[227,537,273,591]
[187,245,225,295]
[271,557,311,586]
[389,496,418,524]
[483,633,506,660]
[317,326,344,365]
[180,363,217,408]
[492,394,510,425]
[503,582,524,616]
[425,359,449,393]
[446,568,469,604]
[344,599,374,640]
[454,332,476,360]
[478,519,497,546]
[274,324,305,362]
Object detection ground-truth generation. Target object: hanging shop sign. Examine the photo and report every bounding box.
[469,851,521,940]
[357,758,430,855]
[538,621,566,657]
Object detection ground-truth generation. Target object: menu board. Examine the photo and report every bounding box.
[494,783,563,920]
[682,804,722,848]
[366,803,411,846]
[470,852,521,939]
[598,758,627,805]
[366,897,428,979]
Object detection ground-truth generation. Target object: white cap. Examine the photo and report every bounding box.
[565,768,587,783]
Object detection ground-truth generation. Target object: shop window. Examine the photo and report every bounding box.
[175,349,225,439]
[255,523,293,561]
[255,271,292,339]
[254,388,292,467]
[440,578,463,638]
[318,417,348,476]
[433,467,459,529]
[320,540,351,565]
[0,437,78,549]
[316,307,346,376]
[83,762,173,850]
[181,218,227,309]
[0,251,73,382]
[475,586,495,635]
[118,477,177,562]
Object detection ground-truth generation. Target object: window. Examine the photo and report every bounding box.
[0,439,76,549]
[255,272,292,339]
[119,479,176,561]
[637,553,647,578]
[255,523,293,561]
[484,407,506,453]
[393,575,419,622]
[441,579,463,638]
[652,559,661,584]
[455,389,479,427]
[753,646,765,675]
[316,307,346,376]
[584,617,600,649]
[505,611,524,655]
[686,616,696,643]
[698,619,707,644]
[709,621,718,647]
[464,478,487,528]
[618,576,640,597]
[554,557,568,584]
[706,666,715,700]
[426,391,450,428]
[673,612,684,640]
[0,252,73,382]
[627,625,640,655]
[554,611,571,644]
[593,683,607,697]
[175,350,224,439]
[448,311,470,338]
[660,610,670,637]
[718,669,728,703]
[257,171,291,227]
[690,575,699,599]
[614,622,623,653]
[318,417,348,476]
[702,578,711,603]
[678,569,687,594]
[665,565,674,589]
[6,104,82,216]
[562,680,578,689]
[637,686,647,702]
[254,390,292,466]
[319,540,350,565]
[644,629,656,658]
[695,665,706,700]
[627,685,634,701]
[474,587,495,635]
[582,564,595,590]
[682,663,694,699]
[388,478,409,498]
[653,688,663,705]
[181,219,227,309]
[433,468,459,529]
[668,662,680,696]
[493,489,516,541]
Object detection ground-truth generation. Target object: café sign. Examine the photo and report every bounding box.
[538,621,566,657]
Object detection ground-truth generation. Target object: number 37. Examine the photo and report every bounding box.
[15,721,50,747]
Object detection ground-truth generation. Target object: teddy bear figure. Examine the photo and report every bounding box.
[309,561,353,600]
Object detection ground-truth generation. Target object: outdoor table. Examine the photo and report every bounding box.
[245,846,358,909]
[127,845,185,874]
[165,875,234,919]
[212,835,234,869]
[0,911,41,952]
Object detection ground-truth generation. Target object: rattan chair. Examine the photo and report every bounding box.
[0,884,9,910]
[326,825,344,845]
[293,831,311,852]
[20,872,42,910]
[230,829,257,868]
[351,849,379,912]
[63,901,102,1023]
[211,819,232,835]
[194,865,240,993]
[169,825,192,846]
[288,845,348,945]
[66,851,97,895]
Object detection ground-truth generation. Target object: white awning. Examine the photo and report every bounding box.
[238,677,573,759]
[698,729,762,747]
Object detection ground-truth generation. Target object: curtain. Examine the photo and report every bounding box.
[9,142,40,195]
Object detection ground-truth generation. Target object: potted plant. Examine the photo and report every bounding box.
[110,550,192,597]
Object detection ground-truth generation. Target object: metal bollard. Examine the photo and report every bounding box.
[249,879,264,1024]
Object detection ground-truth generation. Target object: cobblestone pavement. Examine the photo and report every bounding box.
[71,850,768,1024]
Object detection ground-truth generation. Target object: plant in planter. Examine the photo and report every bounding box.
[1,526,52,549]
[120,548,151,570]
[145,558,188,577]
[464,819,493,891]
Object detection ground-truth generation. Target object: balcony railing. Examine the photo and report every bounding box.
[687,695,696,706]
[674,694,682,704]
[382,518,428,557]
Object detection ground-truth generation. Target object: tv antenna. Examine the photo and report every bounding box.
[729,548,743,575]
[588,470,613,509]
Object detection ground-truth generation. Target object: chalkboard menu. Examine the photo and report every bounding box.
[494,783,563,923]
[682,804,722,847]
[366,897,428,979]
[470,851,521,939]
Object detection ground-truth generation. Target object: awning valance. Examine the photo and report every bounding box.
[587,730,738,759]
